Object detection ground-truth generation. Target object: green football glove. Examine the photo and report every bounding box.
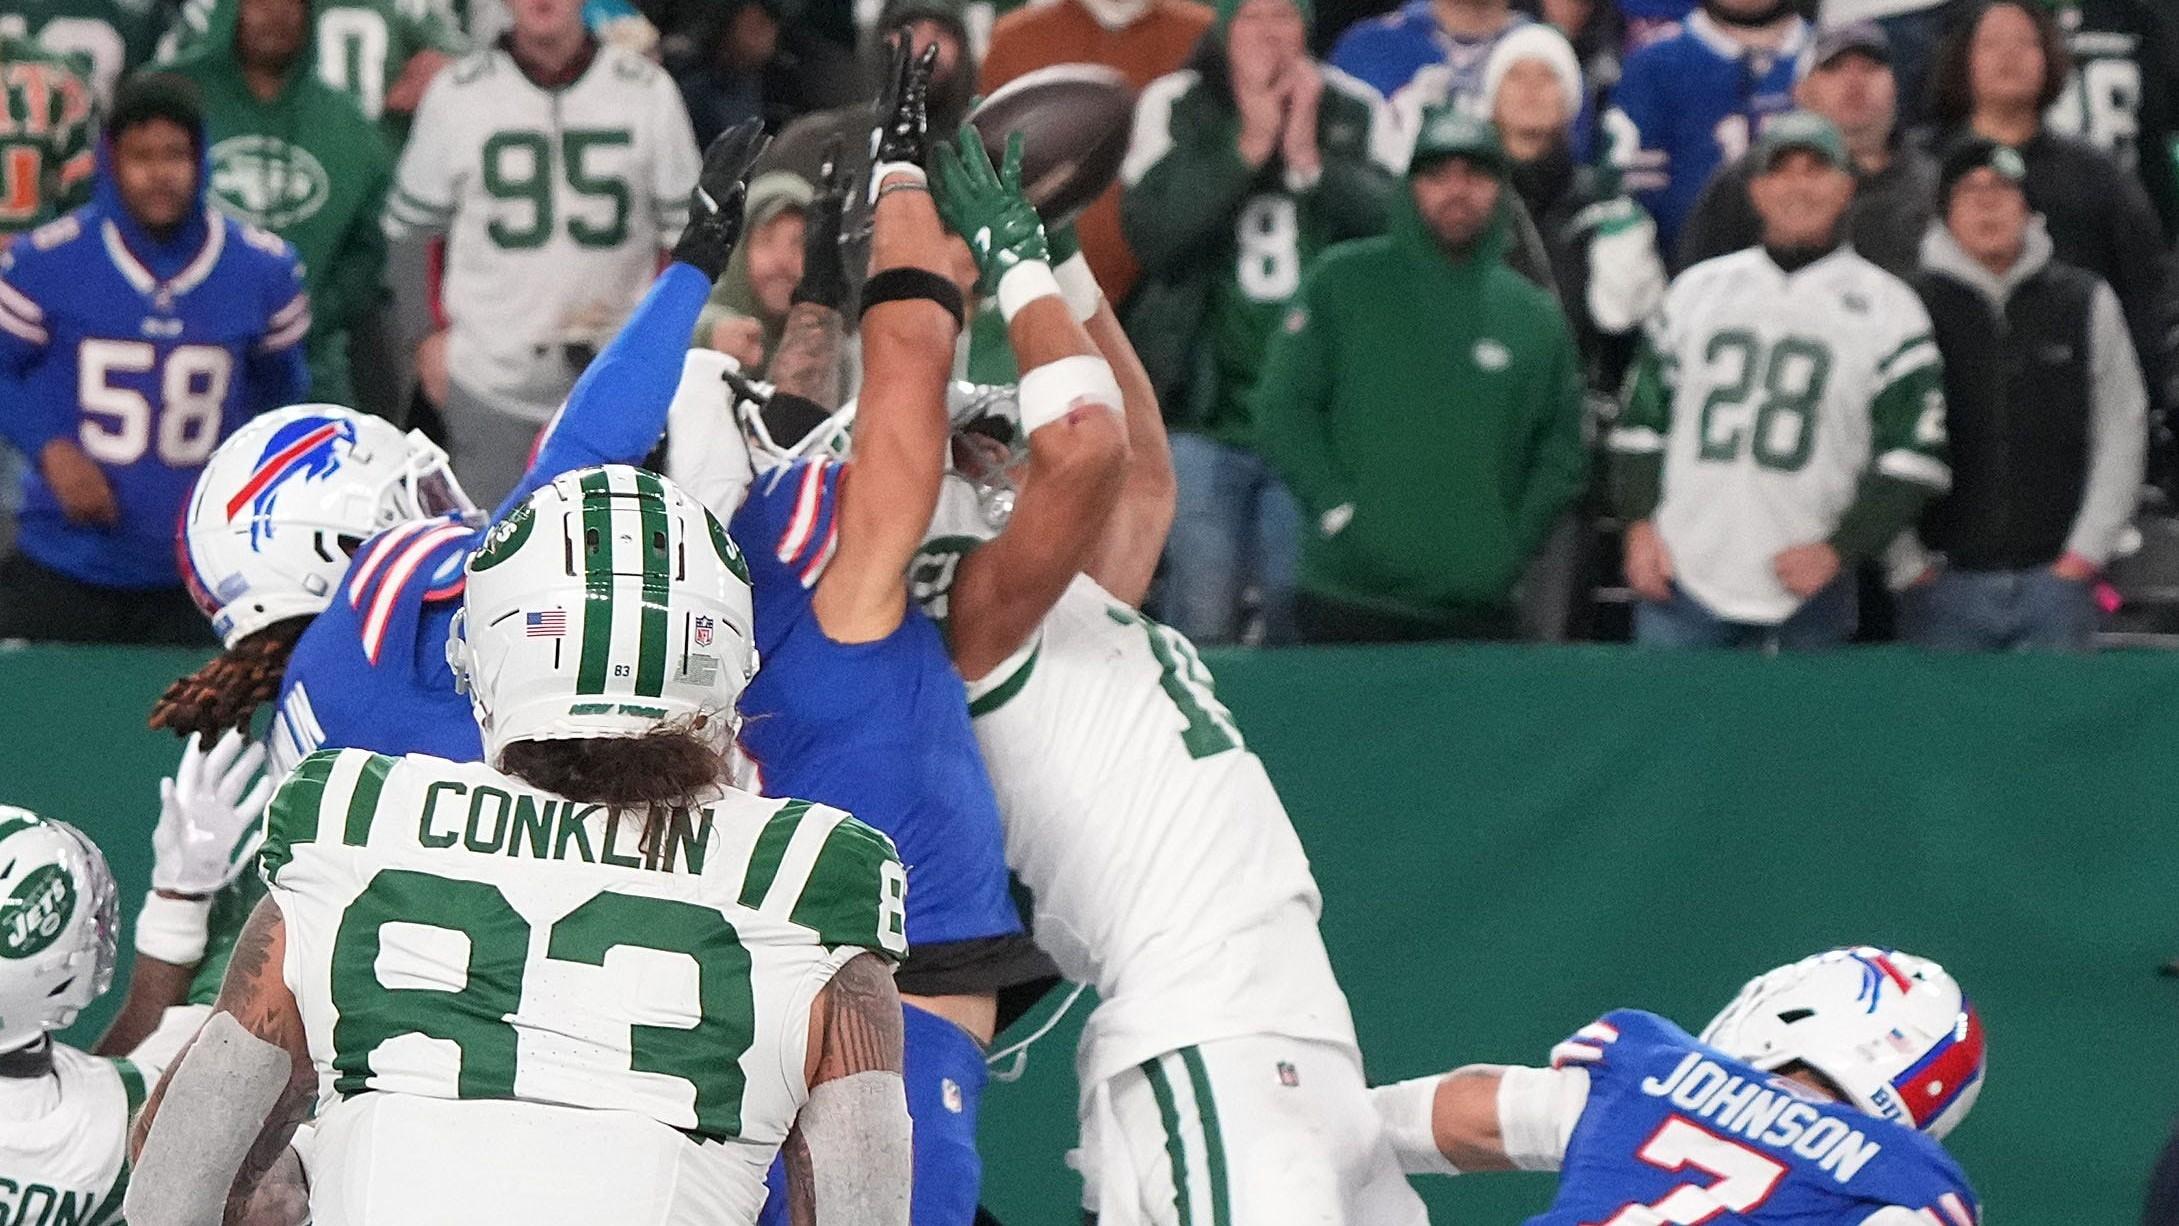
[932,124,1050,294]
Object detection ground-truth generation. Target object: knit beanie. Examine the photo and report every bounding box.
[1481,23,1583,129]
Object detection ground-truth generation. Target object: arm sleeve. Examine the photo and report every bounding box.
[1828,315,1950,563]
[1581,197,1668,334]
[1250,272,1353,517]
[2064,281,2148,564]
[1119,74,1262,275]
[0,249,64,454]
[490,261,716,521]
[1608,314,1677,521]
[1496,1065,1591,1173]
[381,72,461,242]
[647,72,701,247]
[1510,318,1593,559]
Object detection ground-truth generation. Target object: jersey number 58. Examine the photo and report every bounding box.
[76,339,230,466]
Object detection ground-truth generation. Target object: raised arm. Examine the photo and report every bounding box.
[930,129,1129,679]
[808,44,962,644]
[1370,1063,1588,1177]
[781,952,911,1226]
[127,898,316,1226]
[494,121,771,522]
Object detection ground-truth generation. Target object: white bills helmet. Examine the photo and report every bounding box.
[0,808,118,1053]
[1701,946,1985,1139]
[449,465,757,764]
[182,405,475,647]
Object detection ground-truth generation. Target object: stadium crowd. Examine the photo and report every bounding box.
[0,0,2174,651]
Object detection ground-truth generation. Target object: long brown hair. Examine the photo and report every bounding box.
[148,617,309,738]
[498,724,726,815]
[1927,0,2069,130]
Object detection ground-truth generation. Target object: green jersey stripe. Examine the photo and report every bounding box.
[343,753,395,845]
[82,1160,127,1226]
[261,750,338,883]
[0,816,36,844]
[112,1056,146,1111]
[633,468,670,697]
[737,801,811,908]
[968,644,1039,718]
[1180,1046,1233,1226]
[1143,1056,1193,1226]
[576,469,616,694]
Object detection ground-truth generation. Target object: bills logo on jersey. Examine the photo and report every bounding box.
[226,417,358,547]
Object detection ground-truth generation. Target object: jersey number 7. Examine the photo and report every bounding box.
[1590,1117,1787,1225]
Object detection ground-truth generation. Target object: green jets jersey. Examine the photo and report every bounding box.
[0,36,96,237]
[259,749,905,1222]
[162,0,466,137]
[1,0,167,104]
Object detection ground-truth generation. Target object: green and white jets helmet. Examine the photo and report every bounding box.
[450,465,758,764]
[0,808,118,1053]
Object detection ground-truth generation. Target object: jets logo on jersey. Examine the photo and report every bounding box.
[226,416,358,547]
[0,863,76,959]
[209,135,332,230]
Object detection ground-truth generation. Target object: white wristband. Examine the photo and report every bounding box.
[135,891,215,965]
[995,260,1062,323]
[869,160,926,203]
[1017,354,1122,434]
[1053,250,1102,322]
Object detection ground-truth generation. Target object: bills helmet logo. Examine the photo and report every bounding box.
[227,417,358,547]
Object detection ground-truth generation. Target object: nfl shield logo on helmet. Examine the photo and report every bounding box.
[694,616,715,647]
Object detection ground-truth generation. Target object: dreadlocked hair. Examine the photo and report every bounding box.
[498,722,726,820]
[148,617,309,738]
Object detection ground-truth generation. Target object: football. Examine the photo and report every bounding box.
[966,64,1135,227]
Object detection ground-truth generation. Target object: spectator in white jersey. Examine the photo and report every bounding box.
[1900,138,2145,651]
[1611,113,1951,649]
[383,0,700,506]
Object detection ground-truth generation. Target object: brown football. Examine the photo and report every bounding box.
[967,64,1135,227]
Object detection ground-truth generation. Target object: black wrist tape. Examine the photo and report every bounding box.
[859,266,965,329]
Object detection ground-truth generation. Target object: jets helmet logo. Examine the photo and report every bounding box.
[228,417,360,547]
[0,864,76,960]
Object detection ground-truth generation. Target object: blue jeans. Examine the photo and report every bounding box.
[1900,567,2099,652]
[1635,579,1858,650]
[1158,433,1300,646]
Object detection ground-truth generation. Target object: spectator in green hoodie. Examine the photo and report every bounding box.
[1255,109,1589,643]
[169,0,392,408]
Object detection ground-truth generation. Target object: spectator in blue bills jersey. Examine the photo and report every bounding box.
[1607,0,1813,257]
[1329,0,1532,121]
[0,73,308,645]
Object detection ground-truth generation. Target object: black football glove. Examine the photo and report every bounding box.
[671,119,770,281]
[872,40,941,172]
[792,138,852,311]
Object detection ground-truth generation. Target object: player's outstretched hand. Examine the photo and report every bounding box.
[793,138,852,311]
[152,730,275,897]
[672,119,771,281]
[932,124,1050,293]
[873,40,941,172]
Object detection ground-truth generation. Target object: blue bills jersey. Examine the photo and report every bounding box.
[0,206,308,589]
[1606,12,1811,254]
[1534,1010,1979,1226]
[267,263,716,772]
[732,457,1025,949]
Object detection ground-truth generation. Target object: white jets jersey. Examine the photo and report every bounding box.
[1609,247,1949,623]
[383,43,699,422]
[910,481,1358,1089]
[260,748,906,1226]
[0,1044,151,1226]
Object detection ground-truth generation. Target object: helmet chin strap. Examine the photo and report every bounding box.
[0,1036,54,1079]
[1701,0,1796,28]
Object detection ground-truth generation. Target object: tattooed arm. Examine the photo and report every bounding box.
[128,898,317,1226]
[768,303,849,413]
[782,952,910,1226]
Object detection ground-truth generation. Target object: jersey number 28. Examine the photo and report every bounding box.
[1589,1117,1786,1225]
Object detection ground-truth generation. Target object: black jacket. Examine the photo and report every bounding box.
[1913,220,2147,570]
[1676,143,1939,278]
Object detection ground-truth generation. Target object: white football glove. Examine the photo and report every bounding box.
[152,731,274,896]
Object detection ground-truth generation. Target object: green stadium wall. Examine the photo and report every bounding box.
[4,642,2173,1222]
